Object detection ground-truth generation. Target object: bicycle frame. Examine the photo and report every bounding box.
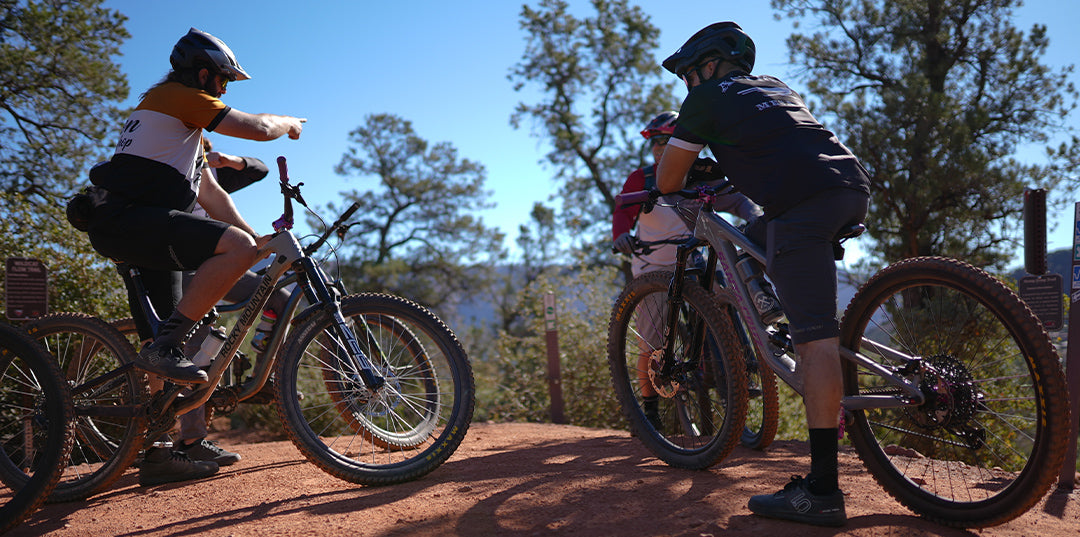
[681,199,926,410]
[75,211,386,436]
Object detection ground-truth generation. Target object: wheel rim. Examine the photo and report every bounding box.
[844,277,1046,506]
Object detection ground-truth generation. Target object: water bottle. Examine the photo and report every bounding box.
[191,326,226,368]
[251,309,278,353]
[735,254,783,324]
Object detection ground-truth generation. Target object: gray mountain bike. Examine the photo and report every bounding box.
[22,157,475,501]
[607,182,1069,528]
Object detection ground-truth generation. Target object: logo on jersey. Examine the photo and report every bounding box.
[738,85,798,112]
[736,86,794,98]
[115,119,141,153]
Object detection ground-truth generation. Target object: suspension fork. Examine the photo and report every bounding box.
[660,238,708,379]
[296,257,386,391]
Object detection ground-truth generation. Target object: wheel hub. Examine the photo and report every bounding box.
[647,349,680,398]
[907,354,982,442]
[344,368,402,416]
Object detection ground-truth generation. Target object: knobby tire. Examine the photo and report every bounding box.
[839,256,1069,527]
[607,270,749,470]
[275,293,474,485]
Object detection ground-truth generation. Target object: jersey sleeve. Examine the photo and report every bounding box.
[612,168,647,239]
[671,89,711,150]
[137,83,230,131]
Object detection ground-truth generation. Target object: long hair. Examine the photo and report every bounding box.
[139,61,211,99]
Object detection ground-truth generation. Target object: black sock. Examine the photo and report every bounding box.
[154,311,198,350]
[642,395,659,412]
[807,428,839,494]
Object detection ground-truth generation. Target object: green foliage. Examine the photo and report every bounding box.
[330,113,506,311]
[0,0,129,200]
[0,1,129,323]
[772,0,1078,271]
[510,0,680,264]
[0,192,127,321]
[479,264,625,428]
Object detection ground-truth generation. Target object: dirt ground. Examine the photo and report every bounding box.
[7,422,1079,537]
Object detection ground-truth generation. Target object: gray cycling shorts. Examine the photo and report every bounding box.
[744,188,869,344]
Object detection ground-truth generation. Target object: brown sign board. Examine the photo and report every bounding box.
[5,257,48,321]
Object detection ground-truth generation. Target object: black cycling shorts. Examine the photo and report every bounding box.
[744,188,869,344]
[89,205,229,272]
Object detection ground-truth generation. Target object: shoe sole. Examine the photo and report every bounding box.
[748,500,846,527]
[749,510,846,527]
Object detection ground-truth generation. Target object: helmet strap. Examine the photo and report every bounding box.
[682,58,718,90]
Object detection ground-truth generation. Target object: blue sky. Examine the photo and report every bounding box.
[103,1,1079,265]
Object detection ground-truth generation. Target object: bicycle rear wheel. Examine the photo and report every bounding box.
[839,256,1069,527]
[23,313,146,502]
[0,322,74,534]
[607,270,748,470]
[275,293,474,485]
[732,312,778,450]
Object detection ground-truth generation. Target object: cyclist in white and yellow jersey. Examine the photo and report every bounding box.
[84,28,303,486]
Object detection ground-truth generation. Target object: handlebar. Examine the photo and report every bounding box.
[274,156,310,232]
[615,179,736,210]
[270,155,361,256]
[615,189,657,209]
[304,200,360,256]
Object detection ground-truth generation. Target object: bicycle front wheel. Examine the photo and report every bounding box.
[607,270,748,470]
[23,313,146,502]
[275,293,474,485]
[0,322,74,534]
[839,256,1070,527]
[731,311,778,450]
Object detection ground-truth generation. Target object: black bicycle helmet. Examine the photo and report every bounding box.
[170,28,251,81]
[662,21,755,76]
[640,111,678,139]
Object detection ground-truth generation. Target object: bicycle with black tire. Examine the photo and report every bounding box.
[20,156,475,502]
[0,321,74,533]
[613,236,779,454]
[607,182,1070,528]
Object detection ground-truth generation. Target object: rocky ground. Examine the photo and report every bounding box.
[7,422,1079,537]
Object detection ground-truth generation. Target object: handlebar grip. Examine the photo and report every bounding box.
[339,202,361,222]
[276,156,288,182]
[615,190,652,208]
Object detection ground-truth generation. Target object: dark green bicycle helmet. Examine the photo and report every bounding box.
[662,21,755,76]
[170,28,251,81]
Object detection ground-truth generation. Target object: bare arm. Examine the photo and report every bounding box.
[656,144,699,193]
[205,151,245,170]
[214,109,306,141]
[197,170,259,238]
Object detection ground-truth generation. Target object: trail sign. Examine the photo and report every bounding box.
[1018,273,1063,330]
[5,257,48,320]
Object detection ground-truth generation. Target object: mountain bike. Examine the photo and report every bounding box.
[0,322,74,533]
[613,236,778,452]
[22,156,475,501]
[607,183,1070,528]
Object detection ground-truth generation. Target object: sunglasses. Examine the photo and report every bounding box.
[650,135,671,147]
